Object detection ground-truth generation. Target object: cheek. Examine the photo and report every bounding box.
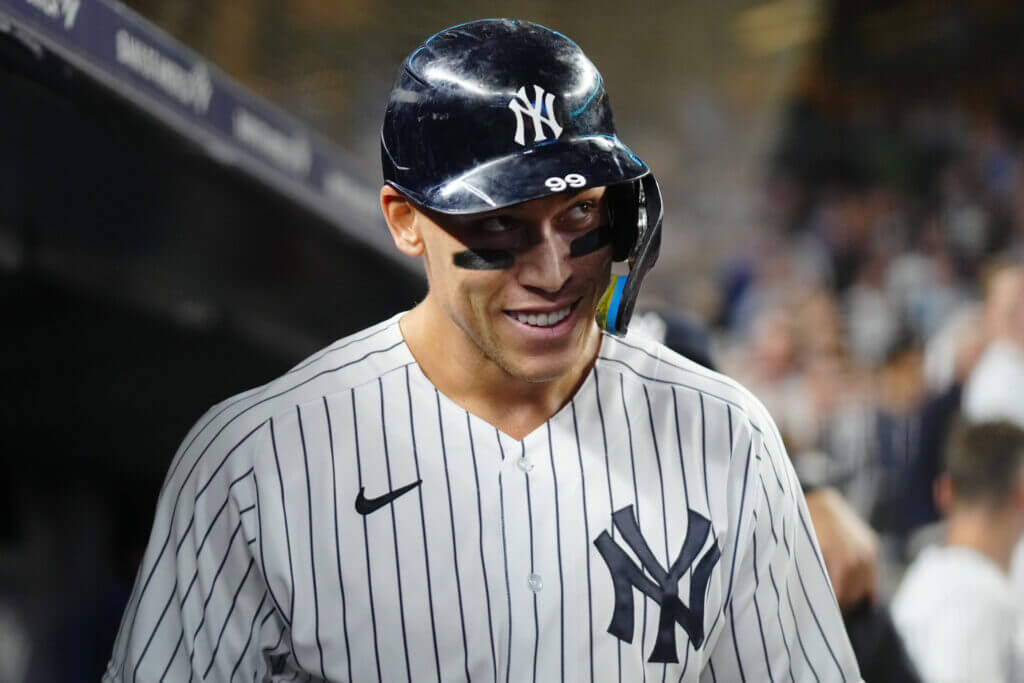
[444,265,505,314]
[576,248,614,286]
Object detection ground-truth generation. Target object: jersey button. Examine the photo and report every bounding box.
[516,456,534,473]
[527,573,543,592]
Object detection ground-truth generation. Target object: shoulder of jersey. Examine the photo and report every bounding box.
[185,313,411,453]
[600,330,777,435]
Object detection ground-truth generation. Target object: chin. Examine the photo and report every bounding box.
[498,354,576,384]
[514,369,569,384]
[500,324,600,383]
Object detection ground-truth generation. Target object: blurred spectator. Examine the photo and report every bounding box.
[921,304,984,396]
[715,84,1024,579]
[846,248,901,369]
[901,262,1015,533]
[733,306,817,455]
[804,486,880,610]
[891,421,1024,683]
[867,335,926,536]
[957,260,1024,612]
[962,260,1024,427]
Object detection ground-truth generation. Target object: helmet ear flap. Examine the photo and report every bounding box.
[595,173,663,335]
[607,181,639,261]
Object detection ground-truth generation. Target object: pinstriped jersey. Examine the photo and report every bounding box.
[104,312,861,682]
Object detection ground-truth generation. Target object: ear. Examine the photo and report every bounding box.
[380,185,424,257]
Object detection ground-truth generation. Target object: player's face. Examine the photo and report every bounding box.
[418,187,612,383]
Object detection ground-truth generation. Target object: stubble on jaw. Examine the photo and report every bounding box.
[446,297,604,386]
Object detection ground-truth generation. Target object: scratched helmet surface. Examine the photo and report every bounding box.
[381,18,649,215]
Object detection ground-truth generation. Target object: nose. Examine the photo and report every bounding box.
[517,228,571,294]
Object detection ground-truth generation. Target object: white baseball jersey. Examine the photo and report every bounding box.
[105,312,861,682]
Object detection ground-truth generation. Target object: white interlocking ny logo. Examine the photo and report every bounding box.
[508,85,564,146]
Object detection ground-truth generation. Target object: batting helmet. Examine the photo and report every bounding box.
[381,19,662,335]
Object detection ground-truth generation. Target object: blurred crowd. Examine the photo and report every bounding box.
[633,90,1024,680]
[702,91,1024,590]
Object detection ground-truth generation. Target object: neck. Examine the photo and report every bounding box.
[945,506,1022,573]
[399,298,600,439]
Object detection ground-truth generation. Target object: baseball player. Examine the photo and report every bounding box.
[105,19,861,682]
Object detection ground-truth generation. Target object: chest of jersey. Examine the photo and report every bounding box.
[258,364,730,682]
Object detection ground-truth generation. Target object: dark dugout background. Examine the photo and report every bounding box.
[2,0,1024,680]
[0,1,425,679]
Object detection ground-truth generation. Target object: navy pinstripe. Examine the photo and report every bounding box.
[352,391,383,683]
[592,368,623,683]
[406,369,442,683]
[570,401,596,683]
[295,406,326,680]
[434,389,472,682]
[323,397,354,683]
[523,440,540,683]
[617,372,647,683]
[466,413,499,681]
[379,380,414,683]
[495,429,513,683]
[546,422,567,683]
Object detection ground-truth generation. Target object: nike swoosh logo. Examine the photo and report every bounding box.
[355,479,422,515]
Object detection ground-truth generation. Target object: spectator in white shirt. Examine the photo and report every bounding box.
[892,420,1024,683]
[962,260,1024,427]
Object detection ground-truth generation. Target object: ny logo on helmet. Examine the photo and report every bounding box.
[508,85,564,146]
[594,506,721,663]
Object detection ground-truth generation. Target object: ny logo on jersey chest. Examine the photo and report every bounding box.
[594,506,720,663]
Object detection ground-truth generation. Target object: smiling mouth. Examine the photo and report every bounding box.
[507,300,579,328]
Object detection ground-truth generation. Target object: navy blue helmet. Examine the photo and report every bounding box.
[381,19,662,335]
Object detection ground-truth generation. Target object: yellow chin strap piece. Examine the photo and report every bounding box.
[596,274,629,334]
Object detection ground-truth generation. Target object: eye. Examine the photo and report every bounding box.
[566,200,598,222]
[478,217,514,233]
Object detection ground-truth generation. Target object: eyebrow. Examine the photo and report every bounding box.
[483,188,603,220]
[425,188,604,231]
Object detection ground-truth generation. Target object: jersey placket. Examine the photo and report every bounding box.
[496,424,572,683]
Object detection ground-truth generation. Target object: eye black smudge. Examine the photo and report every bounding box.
[569,224,613,258]
[453,248,515,270]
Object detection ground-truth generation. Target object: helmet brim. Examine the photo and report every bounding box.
[390,135,649,214]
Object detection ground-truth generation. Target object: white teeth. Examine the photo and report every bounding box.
[513,306,572,328]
